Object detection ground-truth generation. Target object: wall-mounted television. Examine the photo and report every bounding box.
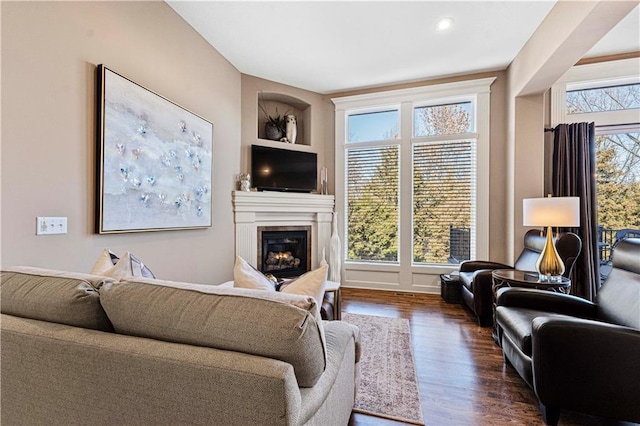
[251,145,317,193]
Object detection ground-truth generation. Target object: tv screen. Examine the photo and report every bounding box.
[251,145,317,193]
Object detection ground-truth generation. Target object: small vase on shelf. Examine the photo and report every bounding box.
[265,122,284,141]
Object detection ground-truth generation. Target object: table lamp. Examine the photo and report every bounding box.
[523,195,580,282]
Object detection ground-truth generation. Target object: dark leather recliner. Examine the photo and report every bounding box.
[496,238,640,425]
[458,230,581,326]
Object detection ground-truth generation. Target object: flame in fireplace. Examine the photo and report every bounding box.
[265,251,301,271]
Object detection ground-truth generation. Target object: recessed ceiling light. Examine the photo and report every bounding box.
[436,17,454,31]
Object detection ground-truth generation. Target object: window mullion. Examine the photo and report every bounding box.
[398,102,413,278]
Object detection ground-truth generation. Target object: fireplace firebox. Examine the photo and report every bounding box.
[257,226,311,278]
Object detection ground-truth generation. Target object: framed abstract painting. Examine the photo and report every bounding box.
[95,65,213,233]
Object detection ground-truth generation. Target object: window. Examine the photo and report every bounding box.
[413,139,476,264]
[566,83,640,114]
[412,101,477,264]
[333,78,493,292]
[347,109,399,142]
[552,59,640,275]
[595,129,640,267]
[346,145,399,262]
[414,102,473,136]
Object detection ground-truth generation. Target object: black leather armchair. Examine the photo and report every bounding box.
[459,230,581,326]
[496,238,640,425]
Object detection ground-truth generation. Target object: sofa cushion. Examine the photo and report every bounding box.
[596,265,640,329]
[0,266,115,331]
[459,271,474,291]
[100,278,327,387]
[496,306,573,356]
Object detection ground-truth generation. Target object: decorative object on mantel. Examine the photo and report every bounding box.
[236,173,251,191]
[320,166,328,195]
[259,91,288,141]
[283,114,297,144]
[329,212,341,282]
[95,65,213,234]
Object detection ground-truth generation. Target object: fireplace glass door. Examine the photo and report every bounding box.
[258,227,311,278]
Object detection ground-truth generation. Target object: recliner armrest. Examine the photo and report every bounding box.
[532,317,640,423]
[459,260,513,273]
[496,287,597,319]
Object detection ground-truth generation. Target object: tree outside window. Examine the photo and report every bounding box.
[566,82,640,266]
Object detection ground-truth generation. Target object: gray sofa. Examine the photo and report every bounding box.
[1,267,360,425]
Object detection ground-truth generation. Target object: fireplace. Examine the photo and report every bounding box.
[232,191,334,279]
[258,226,311,278]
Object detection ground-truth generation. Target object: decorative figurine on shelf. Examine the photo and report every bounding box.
[279,115,297,143]
[237,173,251,191]
[285,115,297,144]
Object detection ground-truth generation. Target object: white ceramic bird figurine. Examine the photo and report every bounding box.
[285,115,297,144]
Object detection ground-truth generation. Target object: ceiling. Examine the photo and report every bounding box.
[167,1,639,95]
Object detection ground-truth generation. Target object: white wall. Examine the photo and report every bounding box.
[1,1,241,284]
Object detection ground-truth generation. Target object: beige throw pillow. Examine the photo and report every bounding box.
[99,252,141,279]
[233,256,276,291]
[90,248,119,275]
[281,265,328,313]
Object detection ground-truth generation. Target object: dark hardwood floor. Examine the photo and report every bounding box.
[343,288,637,426]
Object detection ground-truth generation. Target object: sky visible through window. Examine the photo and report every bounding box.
[348,110,399,142]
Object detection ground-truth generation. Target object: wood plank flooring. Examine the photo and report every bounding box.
[342,288,637,426]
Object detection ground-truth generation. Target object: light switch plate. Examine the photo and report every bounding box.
[36,217,67,235]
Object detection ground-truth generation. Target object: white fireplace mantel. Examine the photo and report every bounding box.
[232,191,335,269]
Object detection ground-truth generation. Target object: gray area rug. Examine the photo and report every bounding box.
[342,313,425,425]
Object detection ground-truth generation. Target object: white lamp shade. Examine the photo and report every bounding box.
[523,197,580,227]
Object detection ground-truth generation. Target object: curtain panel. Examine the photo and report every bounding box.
[552,122,599,301]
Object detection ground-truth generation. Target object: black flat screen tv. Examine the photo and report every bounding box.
[251,145,317,193]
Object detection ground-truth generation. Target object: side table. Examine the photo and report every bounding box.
[440,273,462,303]
[325,280,341,320]
[491,270,571,344]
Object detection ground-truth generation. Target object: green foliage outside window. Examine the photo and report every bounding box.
[596,133,640,230]
[567,83,640,231]
[347,146,399,262]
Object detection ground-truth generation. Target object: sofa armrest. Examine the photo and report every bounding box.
[532,317,640,422]
[468,270,496,318]
[459,260,513,273]
[496,287,597,319]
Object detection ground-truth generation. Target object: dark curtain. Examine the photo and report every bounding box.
[552,122,599,301]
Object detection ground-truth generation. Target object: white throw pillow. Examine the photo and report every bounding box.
[233,256,276,291]
[281,265,328,312]
[99,252,145,279]
[90,249,155,279]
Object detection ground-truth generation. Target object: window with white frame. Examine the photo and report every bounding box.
[333,79,493,289]
[345,108,400,263]
[552,59,640,272]
[412,101,477,264]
